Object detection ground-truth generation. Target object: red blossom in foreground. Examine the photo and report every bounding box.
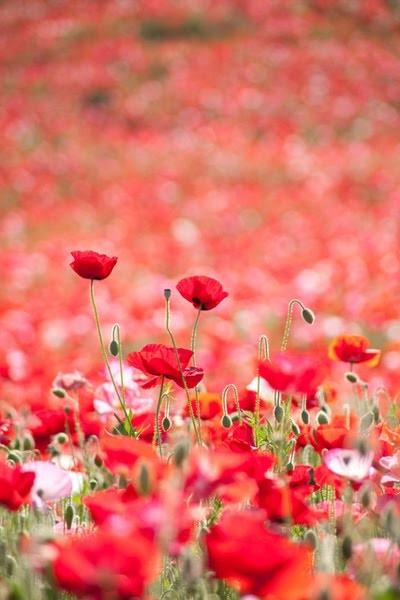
[127,343,203,388]
[0,461,35,511]
[205,510,312,599]
[328,335,381,366]
[176,275,228,310]
[52,530,160,600]
[70,251,118,281]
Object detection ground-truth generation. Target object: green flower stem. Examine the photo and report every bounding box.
[280,298,306,351]
[89,280,135,436]
[190,307,203,443]
[153,376,165,457]
[165,296,201,444]
[254,334,270,445]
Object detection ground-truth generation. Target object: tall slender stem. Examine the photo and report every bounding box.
[153,376,164,456]
[191,307,202,366]
[89,280,135,436]
[190,307,203,442]
[165,295,201,444]
[281,298,306,351]
[254,334,270,444]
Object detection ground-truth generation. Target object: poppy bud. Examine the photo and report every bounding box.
[162,416,171,432]
[301,409,309,425]
[304,529,317,549]
[22,434,34,451]
[360,485,371,509]
[221,414,232,429]
[291,420,300,436]
[164,289,172,300]
[64,504,75,530]
[7,452,20,464]
[383,504,397,536]
[94,454,103,468]
[274,405,284,423]
[357,438,369,457]
[372,405,380,424]
[286,461,294,473]
[173,440,190,467]
[317,411,329,425]
[5,555,16,577]
[52,388,66,398]
[360,412,374,431]
[109,340,119,357]
[345,372,358,383]
[341,535,352,561]
[138,463,151,496]
[56,433,68,445]
[301,307,315,325]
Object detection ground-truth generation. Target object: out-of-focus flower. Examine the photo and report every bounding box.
[176,275,228,310]
[52,530,160,599]
[259,351,327,396]
[0,461,35,511]
[70,250,117,280]
[328,335,380,366]
[324,448,373,482]
[205,510,312,599]
[127,343,203,389]
[22,461,73,506]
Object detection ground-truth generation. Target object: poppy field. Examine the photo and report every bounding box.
[2,1,400,599]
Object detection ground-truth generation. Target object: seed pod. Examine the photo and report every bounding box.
[304,529,317,549]
[5,555,16,577]
[372,405,380,424]
[94,454,103,468]
[163,289,172,300]
[301,308,315,324]
[56,433,68,445]
[301,410,309,425]
[109,340,119,357]
[162,416,171,432]
[360,412,374,432]
[345,372,358,383]
[52,388,66,398]
[274,405,284,423]
[7,452,20,464]
[357,438,369,457]
[360,486,371,509]
[221,414,232,429]
[317,411,329,425]
[341,535,352,561]
[138,463,151,496]
[22,434,34,451]
[64,504,75,530]
[291,420,300,436]
[173,440,189,467]
[89,479,97,490]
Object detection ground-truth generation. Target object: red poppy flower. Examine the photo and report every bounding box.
[127,343,203,389]
[176,275,228,310]
[70,250,118,280]
[52,530,160,600]
[259,352,327,396]
[0,461,35,511]
[205,510,312,599]
[328,335,380,366]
